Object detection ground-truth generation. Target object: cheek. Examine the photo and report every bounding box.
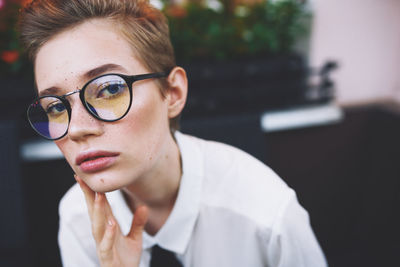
[54,140,77,171]
[55,139,68,158]
[126,84,168,132]
[119,90,170,156]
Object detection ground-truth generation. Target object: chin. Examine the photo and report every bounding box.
[82,174,123,193]
[91,182,121,193]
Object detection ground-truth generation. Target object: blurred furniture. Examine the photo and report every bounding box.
[0,120,30,267]
[263,102,400,267]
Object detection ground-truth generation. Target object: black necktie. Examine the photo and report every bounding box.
[150,245,183,267]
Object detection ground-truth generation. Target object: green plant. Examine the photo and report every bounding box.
[0,0,31,77]
[165,0,310,63]
[0,0,310,77]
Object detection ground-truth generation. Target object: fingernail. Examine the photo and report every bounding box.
[108,219,114,227]
[95,192,99,201]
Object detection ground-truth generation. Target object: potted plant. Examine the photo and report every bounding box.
[0,0,32,77]
[0,0,35,120]
[162,0,312,117]
[164,0,310,63]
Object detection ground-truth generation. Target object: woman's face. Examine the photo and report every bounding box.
[35,19,173,192]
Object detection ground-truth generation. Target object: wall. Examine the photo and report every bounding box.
[309,0,400,105]
[395,51,400,103]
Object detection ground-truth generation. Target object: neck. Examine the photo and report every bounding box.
[122,132,182,235]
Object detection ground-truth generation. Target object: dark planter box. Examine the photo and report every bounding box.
[0,75,35,120]
[180,54,319,119]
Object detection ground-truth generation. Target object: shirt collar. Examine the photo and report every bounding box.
[108,132,203,254]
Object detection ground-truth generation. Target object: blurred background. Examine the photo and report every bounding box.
[1,0,400,266]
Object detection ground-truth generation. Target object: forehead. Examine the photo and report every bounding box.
[34,19,146,94]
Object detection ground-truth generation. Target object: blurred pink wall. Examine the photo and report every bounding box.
[309,0,400,105]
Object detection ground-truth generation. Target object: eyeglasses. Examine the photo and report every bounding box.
[27,72,168,140]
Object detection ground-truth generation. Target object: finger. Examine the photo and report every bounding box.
[127,205,148,241]
[98,218,117,262]
[97,193,122,234]
[98,192,121,233]
[100,192,115,219]
[75,174,95,217]
[92,193,107,243]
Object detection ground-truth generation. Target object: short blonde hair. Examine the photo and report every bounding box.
[19,0,180,131]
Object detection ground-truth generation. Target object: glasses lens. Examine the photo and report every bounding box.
[84,75,131,121]
[28,96,69,139]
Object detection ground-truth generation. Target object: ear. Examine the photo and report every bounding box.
[165,67,188,119]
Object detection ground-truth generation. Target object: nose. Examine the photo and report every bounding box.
[67,96,104,141]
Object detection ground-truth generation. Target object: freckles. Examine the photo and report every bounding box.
[100,178,104,183]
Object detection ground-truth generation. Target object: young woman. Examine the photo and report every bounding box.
[20,1,327,266]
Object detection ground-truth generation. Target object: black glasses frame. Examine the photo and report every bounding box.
[27,71,168,140]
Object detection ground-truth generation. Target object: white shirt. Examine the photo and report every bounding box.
[58,132,327,267]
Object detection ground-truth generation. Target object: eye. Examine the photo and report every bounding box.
[96,81,127,99]
[46,102,66,116]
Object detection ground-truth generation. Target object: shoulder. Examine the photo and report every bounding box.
[59,183,90,226]
[58,183,92,248]
[58,184,101,266]
[178,132,295,227]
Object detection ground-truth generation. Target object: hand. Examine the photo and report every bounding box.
[75,175,148,267]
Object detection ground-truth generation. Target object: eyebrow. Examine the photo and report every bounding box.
[38,63,128,97]
[82,63,127,80]
[38,86,59,97]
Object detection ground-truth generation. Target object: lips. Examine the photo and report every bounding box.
[76,150,119,173]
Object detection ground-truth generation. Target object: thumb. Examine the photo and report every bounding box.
[128,205,149,241]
